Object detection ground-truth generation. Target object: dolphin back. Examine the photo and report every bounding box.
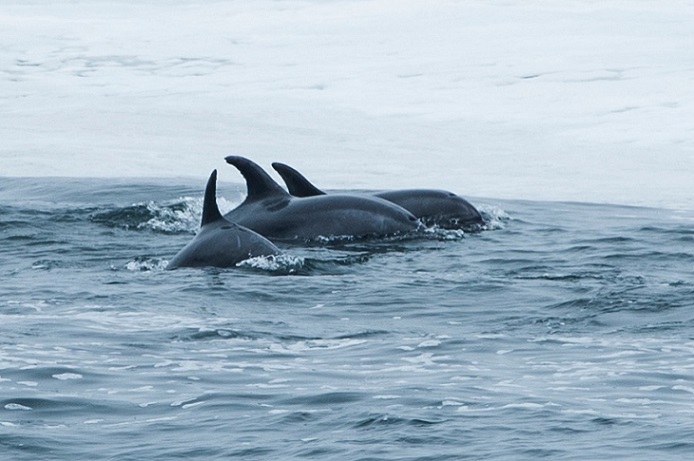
[167,222,280,269]
[167,169,281,269]
[376,189,484,228]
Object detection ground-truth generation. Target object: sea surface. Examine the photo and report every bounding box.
[1,176,693,461]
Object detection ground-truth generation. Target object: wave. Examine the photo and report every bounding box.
[123,256,170,272]
[88,194,247,234]
[90,197,202,234]
[236,254,307,274]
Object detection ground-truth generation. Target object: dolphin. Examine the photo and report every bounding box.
[223,156,419,242]
[166,170,281,269]
[271,162,485,230]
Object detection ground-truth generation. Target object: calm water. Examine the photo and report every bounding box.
[1,177,693,461]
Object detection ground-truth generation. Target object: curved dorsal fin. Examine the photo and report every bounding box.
[201,169,224,227]
[225,156,289,201]
[271,162,326,197]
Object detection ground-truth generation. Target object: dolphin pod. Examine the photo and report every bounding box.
[271,162,485,229]
[223,156,420,242]
[166,170,281,269]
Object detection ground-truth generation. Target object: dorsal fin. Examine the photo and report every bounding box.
[225,156,289,201]
[271,162,326,197]
[201,169,223,226]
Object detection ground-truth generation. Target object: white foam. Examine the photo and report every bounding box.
[672,385,694,395]
[5,403,32,411]
[125,258,169,272]
[138,197,202,234]
[236,254,305,273]
[52,373,83,380]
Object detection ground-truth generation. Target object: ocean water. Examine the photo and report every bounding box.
[1,176,693,460]
[3,0,693,209]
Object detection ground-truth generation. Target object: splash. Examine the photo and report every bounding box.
[124,256,169,272]
[137,197,202,233]
[91,197,199,233]
[421,226,467,241]
[477,204,511,230]
[236,254,306,274]
[91,196,242,234]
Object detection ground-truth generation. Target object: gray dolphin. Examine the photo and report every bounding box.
[223,156,419,242]
[167,170,281,269]
[272,162,485,230]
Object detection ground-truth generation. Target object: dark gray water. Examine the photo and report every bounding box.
[1,177,693,460]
